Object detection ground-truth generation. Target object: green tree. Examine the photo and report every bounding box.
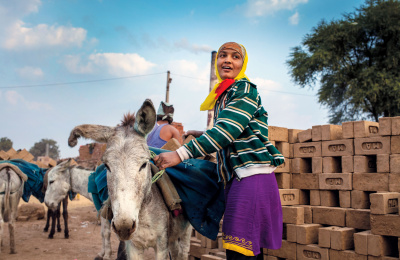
[0,137,13,151]
[287,0,400,124]
[29,139,60,160]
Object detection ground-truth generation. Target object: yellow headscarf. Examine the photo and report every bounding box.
[200,42,249,111]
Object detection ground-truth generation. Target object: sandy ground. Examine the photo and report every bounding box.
[0,195,155,260]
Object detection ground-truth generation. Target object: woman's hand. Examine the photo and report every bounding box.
[153,151,182,170]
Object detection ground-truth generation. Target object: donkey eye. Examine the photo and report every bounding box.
[139,162,147,171]
[49,180,54,185]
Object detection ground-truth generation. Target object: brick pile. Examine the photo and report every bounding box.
[0,148,55,168]
[188,117,400,260]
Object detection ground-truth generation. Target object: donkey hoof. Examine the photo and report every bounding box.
[94,256,103,260]
[10,250,16,254]
[57,228,62,232]
[48,234,54,239]
[43,228,49,232]
[64,233,69,239]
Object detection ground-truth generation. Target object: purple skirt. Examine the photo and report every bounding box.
[222,173,282,256]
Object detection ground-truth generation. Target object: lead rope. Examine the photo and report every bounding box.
[150,150,165,184]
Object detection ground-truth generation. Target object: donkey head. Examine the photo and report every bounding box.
[44,160,72,210]
[68,99,156,241]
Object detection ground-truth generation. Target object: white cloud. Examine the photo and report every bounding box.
[167,60,210,91]
[3,22,87,50]
[5,90,51,110]
[63,53,156,76]
[243,0,308,17]
[174,38,213,54]
[252,77,283,95]
[289,11,299,25]
[17,66,44,80]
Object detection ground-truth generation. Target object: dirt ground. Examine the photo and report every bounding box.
[0,196,155,260]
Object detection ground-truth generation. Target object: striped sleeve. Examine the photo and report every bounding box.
[183,82,258,158]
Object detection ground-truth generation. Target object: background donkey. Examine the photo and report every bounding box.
[68,99,192,260]
[0,163,27,254]
[42,169,69,239]
[44,160,113,260]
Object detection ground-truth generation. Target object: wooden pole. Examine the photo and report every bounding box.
[207,51,218,129]
[166,71,172,103]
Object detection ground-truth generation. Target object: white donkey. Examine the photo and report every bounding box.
[67,99,192,260]
[0,163,27,254]
[44,161,113,260]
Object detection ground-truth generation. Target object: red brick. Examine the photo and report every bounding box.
[354,121,380,138]
[377,154,390,173]
[389,173,400,192]
[378,117,392,136]
[346,208,371,230]
[319,173,353,190]
[312,157,322,174]
[298,129,312,143]
[353,173,389,191]
[342,121,355,139]
[351,190,371,209]
[354,230,371,255]
[342,156,354,173]
[296,224,321,245]
[331,227,355,250]
[275,158,290,173]
[354,155,377,173]
[292,173,319,190]
[269,126,289,142]
[282,206,304,225]
[289,129,304,144]
[268,240,296,259]
[318,226,340,248]
[292,158,312,173]
[339,191,351,208]
[312,125,322,142]
[275,141,289,158]
[354,137,391,155]
[390,154,400,173]
[279,189,300,206]
[322,139,354,157]
[392,116,400,135]
[296,244,329,260]
[190,243,208,258]
[312,206,346,226]
[299,205,313,224]
[275,172,291,189]
[329,250,367,260]
[371,214,400,237]
[201,254,223,260]
[287,224,297,243]
[391,136,400,154]
[370,192,400,214]
[321,124,343,141]
[310,190,321,206]
[294,142,322,158]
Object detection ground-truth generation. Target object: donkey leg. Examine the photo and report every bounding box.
[48,209,56,239]
[95,217,112,260]
[56,203,62,232]
[43,209,51,232]
[62,197,69,238]
[0,196,4,252]
[9,193,20,254]
[126,242,146,260]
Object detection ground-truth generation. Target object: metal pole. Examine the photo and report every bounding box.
[207,51,218,129]
[166,71,172,103]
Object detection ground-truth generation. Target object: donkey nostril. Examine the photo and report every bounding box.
[132,221,136,231]
[112,222,117,232]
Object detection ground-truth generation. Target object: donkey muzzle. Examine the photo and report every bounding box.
[112,218,136,241]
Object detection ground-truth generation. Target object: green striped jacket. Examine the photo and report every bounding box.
[183,78,285,183]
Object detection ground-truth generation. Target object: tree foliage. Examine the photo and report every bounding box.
[29,139,60,160]
[0,137,13,151]
[287,0,400,123]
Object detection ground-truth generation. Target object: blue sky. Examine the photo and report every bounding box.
[0,0,366,158]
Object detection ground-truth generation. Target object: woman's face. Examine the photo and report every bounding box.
[217,49,243,80]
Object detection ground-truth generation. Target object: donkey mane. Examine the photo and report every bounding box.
[120,112,136,128]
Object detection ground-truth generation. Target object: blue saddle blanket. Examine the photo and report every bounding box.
[88,147,225,240]
[0,159,76,202]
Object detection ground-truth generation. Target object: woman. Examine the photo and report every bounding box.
[154,42,284,259]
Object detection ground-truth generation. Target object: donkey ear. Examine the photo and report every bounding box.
[134,99,156,136]
[68,124,115,147]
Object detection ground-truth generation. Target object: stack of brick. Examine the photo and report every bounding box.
[0,148,57,168]
[187,117,400,260]
[77,143,107,169]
